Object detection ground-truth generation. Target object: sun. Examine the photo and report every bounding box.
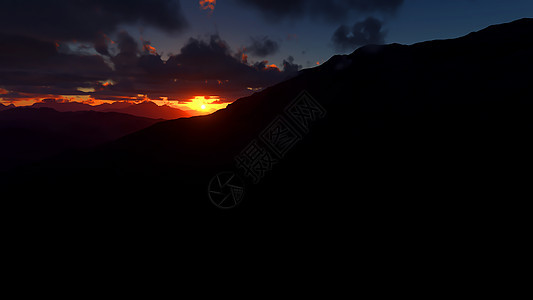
[170,96,229,115]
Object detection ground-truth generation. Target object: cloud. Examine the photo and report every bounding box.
[0,1,303,106]
[142,41,158,55]
[332,17,386,50]
[199,0,217,13]
[0,32,299,103]
[236,0,402,53]
[282,56,302,73]
[235,0,404,22]
[246,36,280,57]
[0,0,188,43]
[0,33,112,95]
[110,31,142,72]
[94,34,112,56]
[87,32,301,101]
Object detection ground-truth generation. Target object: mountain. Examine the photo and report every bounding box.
[0,107,161,171]
[0,103,15,111]
[101,101,191,119]
[28,100,190,119]
[30,100,94,112]
[3,19,533,222]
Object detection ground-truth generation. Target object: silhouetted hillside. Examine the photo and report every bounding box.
[0,103,15,111]
[0,107,161,170]
[3,19,533,223]
[102,101,191,119]
[28,100,190,119]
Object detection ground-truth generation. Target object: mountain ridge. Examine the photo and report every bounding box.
[0,107,162,171]
[3,18,533,219]
[25,100,191,119]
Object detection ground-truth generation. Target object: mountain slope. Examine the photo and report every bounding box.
[4,18,533,219]
[101,101,191,119]
[28,100,190,119]
[0,107,161,170]
[0,103,15,111]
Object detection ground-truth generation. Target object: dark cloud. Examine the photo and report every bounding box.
[0,32,299,102]
[282,56,302,73]
[0,0,187,42]
[94,34,111,57]
[1,14,298,104]
[0,0,187,64]
[236,0,401,52]
[247,36,280,57]
[111,31,141,72]
[165,34,249,80]
[0,33,57,67]
[332,17,386,50]
[0,33,112,93]
[236,0,404,22]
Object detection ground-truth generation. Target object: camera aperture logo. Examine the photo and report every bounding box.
[207,90,326,209]
[208,172,245,209]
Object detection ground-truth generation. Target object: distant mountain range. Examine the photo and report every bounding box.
[0,103,15,111]
[0,107,161,170]
[2,18,533,221]
[21,100,191,119]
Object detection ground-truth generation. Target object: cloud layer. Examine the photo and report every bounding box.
[0,31,300,103]
[236,0,404,51]
[332,17,386,50]
[235,0,404,22]
[247,36,280,57]
[0,0,401,105]
[0,0,304,104]
[0,0,187,42]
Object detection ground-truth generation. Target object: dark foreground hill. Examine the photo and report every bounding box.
[3,19,533,226]
[0,107,161,171]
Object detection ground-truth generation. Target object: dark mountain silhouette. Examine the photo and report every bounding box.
[0,103,15,111]
[3,19,533,225]
[28,100,191,119]
[30,100,95,112]
[0,107,161,171]
[100,101,192,119]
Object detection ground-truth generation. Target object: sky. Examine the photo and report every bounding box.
[0,0,532,114]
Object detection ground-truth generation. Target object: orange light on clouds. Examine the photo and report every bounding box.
[103,33,115,45]
[100,80,115,87]
[143,43,157,55]
[199,0,216,12]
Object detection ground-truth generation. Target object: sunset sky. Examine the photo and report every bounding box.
[1,0,532,114]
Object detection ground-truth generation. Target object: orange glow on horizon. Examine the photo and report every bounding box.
[0,90,231,116]
[173,95,228,115]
